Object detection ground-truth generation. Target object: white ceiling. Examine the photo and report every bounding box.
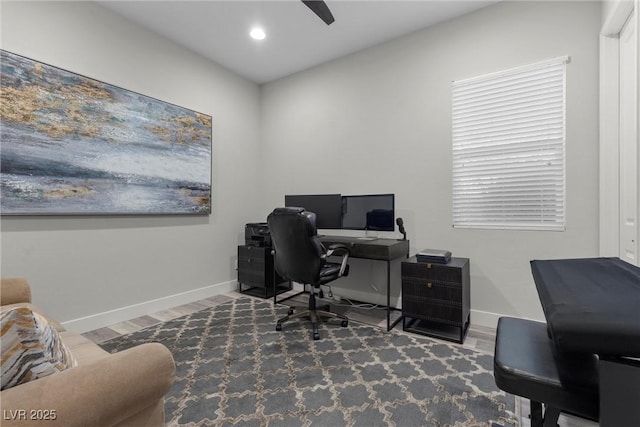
[98,1,498,84]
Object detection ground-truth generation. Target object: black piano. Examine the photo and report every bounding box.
[494,257,640,427]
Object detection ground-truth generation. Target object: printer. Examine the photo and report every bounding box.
[245,223,271,247]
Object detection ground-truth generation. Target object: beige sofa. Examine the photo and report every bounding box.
[0,278,175,427]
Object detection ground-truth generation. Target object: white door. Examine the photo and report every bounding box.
[619,9,639,266]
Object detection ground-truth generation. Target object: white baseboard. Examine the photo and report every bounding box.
[324,286,402,309]
[62,278,534,334]
[469,309,501,330]
[62,280,237,333]
[316,286,514,331]
[469,310,544,330]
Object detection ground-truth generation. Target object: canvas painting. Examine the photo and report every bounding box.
[0,50,212,215]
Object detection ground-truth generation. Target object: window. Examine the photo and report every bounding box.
[451,56,568,230]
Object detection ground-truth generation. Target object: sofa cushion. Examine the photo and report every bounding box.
[1,305,77,390]
[60,332,110,365]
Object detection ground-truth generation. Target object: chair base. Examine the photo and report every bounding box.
[276,292,348,340]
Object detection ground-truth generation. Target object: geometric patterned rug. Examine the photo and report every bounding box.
[99,296,519,427]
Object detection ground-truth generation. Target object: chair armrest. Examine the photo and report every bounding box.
[0,343,175,427]
[326,243,349,257]
[1,278,32,306]
[325,244,350,277]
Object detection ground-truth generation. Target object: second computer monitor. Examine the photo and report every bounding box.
[284,194,343,229]
[342,194,395,231]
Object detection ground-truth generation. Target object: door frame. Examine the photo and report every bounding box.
[600,0,638,258]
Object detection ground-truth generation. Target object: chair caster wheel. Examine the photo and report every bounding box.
[276,324,282,331]
[313,333,320,340]
[287,308,294,315]
[341,320,348,327]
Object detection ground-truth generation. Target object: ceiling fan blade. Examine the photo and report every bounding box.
[302,0,335,25]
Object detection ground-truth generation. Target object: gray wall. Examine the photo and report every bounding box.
[0,1,261,326]
[260,1,602,324]
[0,1,602,329]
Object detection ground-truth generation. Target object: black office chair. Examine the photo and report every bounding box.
[267,207,350,340]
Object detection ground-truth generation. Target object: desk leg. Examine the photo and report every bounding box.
[386,259,403,331]
[387,260,391,330]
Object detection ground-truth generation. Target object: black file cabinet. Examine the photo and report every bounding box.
[237,245,290,298]
[401,256,470,343]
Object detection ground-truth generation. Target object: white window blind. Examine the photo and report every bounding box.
[452,56,568,230]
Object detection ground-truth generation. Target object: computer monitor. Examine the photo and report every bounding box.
[284,194,343,229]
[342,194,395,231]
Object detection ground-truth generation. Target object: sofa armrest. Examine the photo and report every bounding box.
[1,277,32,306]
[0,343,175,427]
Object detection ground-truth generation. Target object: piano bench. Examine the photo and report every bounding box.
[493,317,599,427]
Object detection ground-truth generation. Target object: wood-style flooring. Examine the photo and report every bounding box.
[83,290,597,427]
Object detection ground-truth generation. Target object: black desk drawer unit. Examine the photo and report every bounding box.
[237,245,289,298]
[401,256,470,343]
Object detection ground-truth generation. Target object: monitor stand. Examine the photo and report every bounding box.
[358,230,378,241]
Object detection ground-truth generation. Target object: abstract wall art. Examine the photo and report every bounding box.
[0,50,212,215]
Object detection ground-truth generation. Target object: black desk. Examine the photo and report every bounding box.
[530,257,640,426]
[274,236,409,331]
[319,236,409,331]
[318,236,410,261]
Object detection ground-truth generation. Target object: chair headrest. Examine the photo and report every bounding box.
[267,207,325,284]
[272,207,304,216]
[269,207,317,236]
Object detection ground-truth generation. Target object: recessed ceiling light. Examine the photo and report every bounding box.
[250,27,266,40]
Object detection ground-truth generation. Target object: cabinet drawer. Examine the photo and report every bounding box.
[238,257,265,272]
[238,267,265,287]
[237,245,285,291]
[402,278,461,304]
[401,262,462,284]
[402,298,463,325]
[238,245,268,261]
